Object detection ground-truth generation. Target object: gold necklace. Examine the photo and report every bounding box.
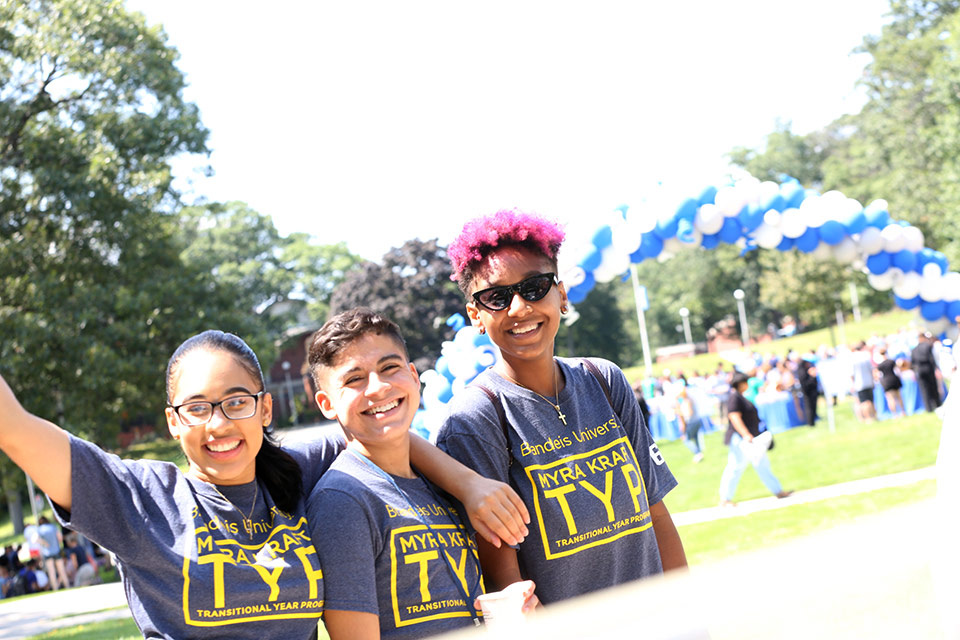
[502,360,567,425]
[213,481,259,539]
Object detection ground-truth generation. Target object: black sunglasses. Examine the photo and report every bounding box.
[472,273,558,311]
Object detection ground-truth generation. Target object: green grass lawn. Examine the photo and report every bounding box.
[659,398,941,512]
[622,309,916,380]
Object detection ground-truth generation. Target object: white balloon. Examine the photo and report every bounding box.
[920,274,944,302]
[922,262,943,280]
[758,180,781,204]
[754,223,783,249]
[893,272,922,299]
[881,224,906,253]
[924,317,951,334]
[714,186,745,217]
[799,194,826,228]
[562,265,586,288]
[610,218,642,255]
[763,209,781,227]
[734,176,761,207]
[812,242,833,260]
[593,245,630,283]
[868,271,896,291]
[779,207,807,239]
[662,237,687,256]
[941,272,960,301]
[833,237,859,263]
[626,202,658,234]
[898,225,923,254]
[888,268,905,287]
[858,226,884,255]
[695,203,725,234]
[819,190,848,222]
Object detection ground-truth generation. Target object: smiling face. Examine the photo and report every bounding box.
[164,349,271,485]
[314,333,420,453]
[466,246,567,370]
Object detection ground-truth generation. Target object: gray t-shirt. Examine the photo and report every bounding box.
[54,431,344,639]
[436,357,677,604]
[308,449,483,639]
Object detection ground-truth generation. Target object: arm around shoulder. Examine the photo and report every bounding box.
[0,374,72,509]
[323,610,380,640]
[650,500,687,572]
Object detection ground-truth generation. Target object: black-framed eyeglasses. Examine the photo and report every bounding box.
[170,391,264,427]
[472,272,558,312]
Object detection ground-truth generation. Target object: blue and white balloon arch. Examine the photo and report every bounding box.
[416,175,958,437]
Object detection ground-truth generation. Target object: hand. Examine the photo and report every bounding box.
[461,474,529,548]
[473,580,539,614]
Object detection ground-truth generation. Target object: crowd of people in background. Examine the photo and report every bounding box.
[0,517,109,599]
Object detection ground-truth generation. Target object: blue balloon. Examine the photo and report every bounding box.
[921,300,947,321]
[613,204,629,218]
[843,208,868,234]
[698,186,718,206]
[818,220,845,245]
[932,251,949,274]
[917,248,935,271]
[653,215,679,240]
[718,217,743,243]
[436,382,454,404]
[947,300,960,321]
[639,232,663,258]
[894,294,921,310]
[866,251,892,274]
[580,270,596,292]
[891,250,917,272]
[781,182,806,209]
[435,356,455,382]
[676,197,699,221]
[761,193,787,213]
[445,313,466,331]
[471,331,493,348]
[776,236,794,251]
[629,246,645,264]
[676,218,696,243]
[566,284,589,304]
[864,200,890,228]
[700,233,720,249]
[738,204,765,232]
[795,227,820,253]
[580,247,602,271]
[591,225,613,249]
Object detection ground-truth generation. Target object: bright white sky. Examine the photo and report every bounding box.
[127,0,890,261]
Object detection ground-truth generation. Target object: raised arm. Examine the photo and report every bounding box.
[0,373,72,509]
[409,434,529,548]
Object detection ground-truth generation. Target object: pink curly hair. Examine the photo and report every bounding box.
[448,209,566,294]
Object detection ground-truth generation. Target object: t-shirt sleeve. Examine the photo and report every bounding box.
[284,427,347,493]
[434,390,512,485]
[592,359,678,506]
[54,434,177,563]
[308,483,380,615]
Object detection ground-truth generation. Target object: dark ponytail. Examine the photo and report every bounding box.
[166,330,304,512]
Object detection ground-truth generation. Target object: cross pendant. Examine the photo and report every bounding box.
[556,409,567,425]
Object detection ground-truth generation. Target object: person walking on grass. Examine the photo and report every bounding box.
[719,371,792,507]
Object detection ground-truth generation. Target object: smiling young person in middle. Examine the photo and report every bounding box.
[305,309,536,639]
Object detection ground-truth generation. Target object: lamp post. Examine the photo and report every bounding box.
[678,307,692,345]
[281,361,298,425]
[733,289,749,346]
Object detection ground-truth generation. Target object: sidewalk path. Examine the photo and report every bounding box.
[0,581,129,639]
[0,464,937,639]
[671,465,936,526]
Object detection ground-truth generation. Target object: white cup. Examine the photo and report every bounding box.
[476,581,531,631]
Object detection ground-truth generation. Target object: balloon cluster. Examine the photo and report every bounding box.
[418,314,501,438]
[557,176,957,330]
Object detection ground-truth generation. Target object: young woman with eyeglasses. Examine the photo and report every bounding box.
[0,330,528,638]
[435,209,687,606]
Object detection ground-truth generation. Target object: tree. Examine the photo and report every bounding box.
[0,0,208,532]
[329,239,463,372]
[557,279,638,367]
[280,235,363,325]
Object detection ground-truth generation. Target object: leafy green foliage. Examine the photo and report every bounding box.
[328,239,463,372]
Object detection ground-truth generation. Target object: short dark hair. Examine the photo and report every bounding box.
[308,308,408,388]
[730,371,750,388]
